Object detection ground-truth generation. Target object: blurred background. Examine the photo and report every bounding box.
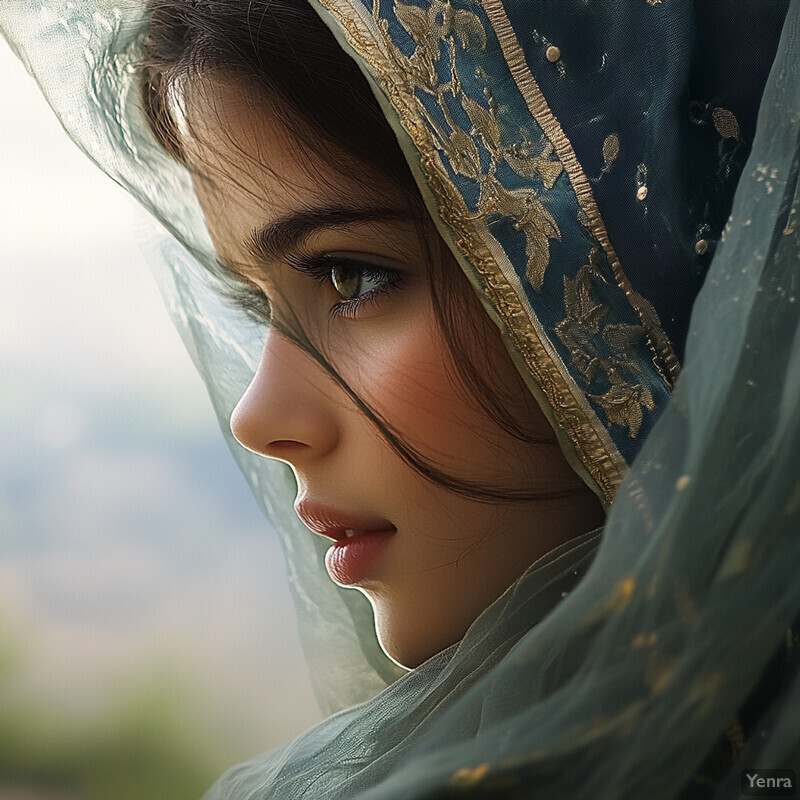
[0,41,321,800]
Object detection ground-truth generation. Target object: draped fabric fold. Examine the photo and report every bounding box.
[3,0,800,796]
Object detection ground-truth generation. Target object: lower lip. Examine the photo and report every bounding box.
[325,530,395,585]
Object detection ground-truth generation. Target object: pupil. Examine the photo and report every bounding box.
[331,266,361,300]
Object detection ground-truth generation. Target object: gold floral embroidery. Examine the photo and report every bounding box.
[557,252,655,437]
[477,180,560,290]
[485,0,678,387]
[724,718,746,755]
[602,133,620,166]
[450,763,491,786]
[556,260,610,380]
[389,0,564,290]
[393,0,486,91]
[589,376,655,438]
[505,138,563,188]
[712,107,740,140]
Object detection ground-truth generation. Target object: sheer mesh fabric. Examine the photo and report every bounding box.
[2,1,799,796]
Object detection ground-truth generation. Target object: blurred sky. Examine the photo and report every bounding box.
[0,38,321,761]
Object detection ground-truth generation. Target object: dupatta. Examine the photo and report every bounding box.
[2,0,799,796]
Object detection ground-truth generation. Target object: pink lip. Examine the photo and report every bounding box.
[295,498,395,541]
[325,531,395,585]
[295,498,396,584]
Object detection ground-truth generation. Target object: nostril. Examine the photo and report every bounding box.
[231,430,311,459]
[260,439,314,465]
[268,440,311,452]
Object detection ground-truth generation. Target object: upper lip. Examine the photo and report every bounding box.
[295,498,396,542]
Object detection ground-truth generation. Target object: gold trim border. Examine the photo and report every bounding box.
[482,0,680,387]
[313,0,629,502]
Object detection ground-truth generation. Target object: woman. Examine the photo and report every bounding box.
[141,0,611,673]
[2,0,799,797]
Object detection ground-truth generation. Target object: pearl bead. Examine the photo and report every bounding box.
[546,45,561,63]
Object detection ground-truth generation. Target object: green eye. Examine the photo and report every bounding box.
[287,254,401,317]
[330,264,386,301]
[331,265,362,300]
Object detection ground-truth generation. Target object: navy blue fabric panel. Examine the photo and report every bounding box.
[504,0,789,360]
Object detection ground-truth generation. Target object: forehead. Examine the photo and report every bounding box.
[180,77,404,251]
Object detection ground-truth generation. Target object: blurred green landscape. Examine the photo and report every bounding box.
[0,631,221,800]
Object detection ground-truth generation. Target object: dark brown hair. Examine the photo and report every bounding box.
[139,0,583,503]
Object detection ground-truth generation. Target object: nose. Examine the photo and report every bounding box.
[230,329,340,463]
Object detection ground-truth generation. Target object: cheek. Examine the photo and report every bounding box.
[334,306,519,477]
[326,299,585,494]
[378,328,461,454]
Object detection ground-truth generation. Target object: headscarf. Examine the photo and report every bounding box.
[2,0,799,797]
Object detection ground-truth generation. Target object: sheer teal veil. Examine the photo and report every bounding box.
[3,0,800,797]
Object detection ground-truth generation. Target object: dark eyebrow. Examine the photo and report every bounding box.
[246,204,410,263]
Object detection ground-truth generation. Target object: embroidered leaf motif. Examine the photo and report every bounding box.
[602,133,620,166]
[505,138,563,189]
[523,198,561,290]
[462,95,502,155]
[628,290,663,336]
[603,323,644,370]
[462,99,563,194]
[590,378,655,439]
[477,180,560,290]
[393,1,430,41]
[584,245,607,283]
[712,107,740,140]
[393,0,440,89]
[556,265,609,380]
[449,8,487,51]
[557,317,603,382]
[556,259,654,437]
[448,123,483,179]
[563,265,608,332]
[426,103,482,180]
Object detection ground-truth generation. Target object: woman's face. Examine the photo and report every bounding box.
[184,81,604,668]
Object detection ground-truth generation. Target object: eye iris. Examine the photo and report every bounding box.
[331,266,361,300]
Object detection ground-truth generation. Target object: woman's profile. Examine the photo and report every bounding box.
[2,0,799,797]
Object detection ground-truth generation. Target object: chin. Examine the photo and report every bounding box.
[377,634,427,671]
[371,604,460,671]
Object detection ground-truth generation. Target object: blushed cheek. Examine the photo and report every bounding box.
[342,309,502,472]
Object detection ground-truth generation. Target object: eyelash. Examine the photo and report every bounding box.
[223,255,402,323]
[288,254,402,319]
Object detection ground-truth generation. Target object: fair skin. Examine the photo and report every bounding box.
[183,79,604,669]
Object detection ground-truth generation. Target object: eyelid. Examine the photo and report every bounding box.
[285,251,404,279]
[218,251,404,322]
[293,252,406,320]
